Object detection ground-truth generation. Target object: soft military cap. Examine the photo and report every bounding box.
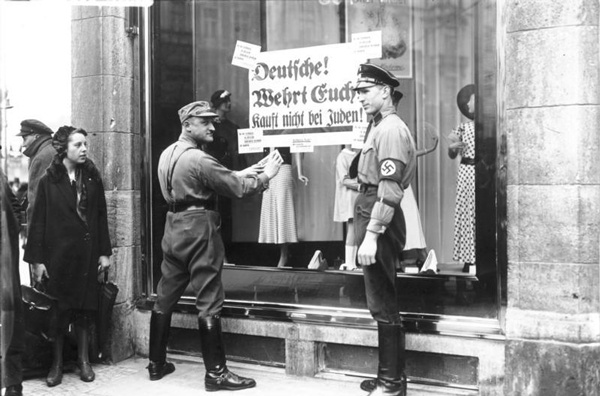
[178,101,218,124]
[17,119,53,136]
[353,63,400,90]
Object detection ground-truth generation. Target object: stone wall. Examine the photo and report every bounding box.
[504,0,600,394]
[71,6,142,363]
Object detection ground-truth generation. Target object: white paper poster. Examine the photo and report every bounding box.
[232,40,261,70]
[248,43,363,147]
[237,128,264,154]
[352,30,382,61]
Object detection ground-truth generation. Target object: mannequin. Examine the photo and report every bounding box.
[393,91,438,271]
[258,147,308,267]
[448,84,476,273]
[333,145,360,270]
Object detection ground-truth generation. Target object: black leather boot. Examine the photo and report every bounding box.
[46,333,64,387]
[147,311,175,381]
[75,315,95,382]
[360,378,376,392]
[4,384,23,396]
[366,322,407,396]
[199,315,256,392]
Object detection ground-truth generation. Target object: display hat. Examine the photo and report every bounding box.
[178,101,218,124]
[456,84,476,120]
[352,63,400,90]
[17,119,53,136]
[392,90,404,105]
[210,89,231,108]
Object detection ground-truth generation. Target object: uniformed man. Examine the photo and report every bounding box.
[147,100,282,392]
[352,64,416,396]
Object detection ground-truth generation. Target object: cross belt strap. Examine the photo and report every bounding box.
[166,145,195,196]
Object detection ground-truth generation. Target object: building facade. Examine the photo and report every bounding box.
[68,1,600,395]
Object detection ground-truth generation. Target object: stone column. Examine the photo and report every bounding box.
[72,6,141,362]
[504,0,600,394]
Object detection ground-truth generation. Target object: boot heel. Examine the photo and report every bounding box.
[204,383,219,392]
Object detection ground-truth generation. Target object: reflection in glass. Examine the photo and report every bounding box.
[149,0,502,321]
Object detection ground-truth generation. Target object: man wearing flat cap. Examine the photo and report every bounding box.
[148,100,283,392]
[17,119,55,230]
[351,64,416,396]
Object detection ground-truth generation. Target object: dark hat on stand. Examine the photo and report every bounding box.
[210,89,231,108]
[352,63,400,90]
[392,90,404,105]
[17,119,53,136]
[178,101,218,124]
[456,84,476,120]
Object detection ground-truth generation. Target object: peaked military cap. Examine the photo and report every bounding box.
[353,63,400,90]
[178,101,218,124]
[17,119,53,136]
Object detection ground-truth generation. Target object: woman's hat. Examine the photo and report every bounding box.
[457,84,476,120]
[210,90,231,108]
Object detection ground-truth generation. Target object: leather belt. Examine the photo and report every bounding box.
[461,157,477,166]
[358,184,378,193]
[168,201,215,213]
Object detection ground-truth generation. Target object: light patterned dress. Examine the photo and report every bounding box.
[333,148,359,223]
[451,121,476,263]
[258,164,298,244]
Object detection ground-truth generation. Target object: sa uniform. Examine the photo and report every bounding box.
[352,64,416,396]
[155,141,268,316]
[355,106,416,323]
[149,101,266,392]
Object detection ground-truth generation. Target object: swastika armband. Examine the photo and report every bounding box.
[378,158,405,183]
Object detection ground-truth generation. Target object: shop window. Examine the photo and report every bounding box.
[146,0,505,333]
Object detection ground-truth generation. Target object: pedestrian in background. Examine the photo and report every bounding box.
[148,100,282,392]
[24,126,112,387]
[351,64,416,396]
[16,119,56,231]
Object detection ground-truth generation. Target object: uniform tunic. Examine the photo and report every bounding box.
[354,104,416,323]
[203,118,241,246]
[155,138,269,316]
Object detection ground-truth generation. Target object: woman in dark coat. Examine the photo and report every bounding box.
[24,126,112,387]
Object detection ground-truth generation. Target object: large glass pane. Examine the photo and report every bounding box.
[148,0,502,323]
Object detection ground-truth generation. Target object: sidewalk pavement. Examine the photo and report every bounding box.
[20,355,476,396]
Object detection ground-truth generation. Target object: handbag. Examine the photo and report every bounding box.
[20,284,57,341]
[95,271,119,360]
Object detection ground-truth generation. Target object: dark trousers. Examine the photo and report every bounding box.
[354,190,406,324]
[154,209,225,318]
[2,175,24,387]
[1,295,24,388]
